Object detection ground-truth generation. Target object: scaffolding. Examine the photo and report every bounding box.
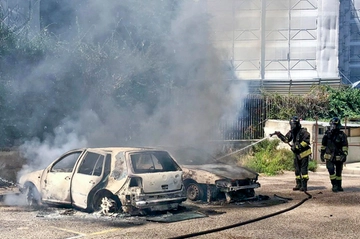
[207,0,354,95]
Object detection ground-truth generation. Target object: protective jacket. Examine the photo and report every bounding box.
[280,128,312,159]
[321,130,348,162]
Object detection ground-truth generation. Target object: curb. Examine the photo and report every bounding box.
[317,163,360,175]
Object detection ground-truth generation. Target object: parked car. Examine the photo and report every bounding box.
[18,147,187,214]
[165,147,260,203]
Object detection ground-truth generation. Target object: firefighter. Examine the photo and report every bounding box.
[320,117,348,192]
[272,116,312,191]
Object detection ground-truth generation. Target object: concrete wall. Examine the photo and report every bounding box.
[348,136,360,163]
[264,119,360,163]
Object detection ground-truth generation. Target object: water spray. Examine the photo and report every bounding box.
[215,136,270,161]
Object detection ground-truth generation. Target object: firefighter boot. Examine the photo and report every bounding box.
[331,179,338,193]
[337,180,344,192]
[293,179,301,191]
[300,179,308,192]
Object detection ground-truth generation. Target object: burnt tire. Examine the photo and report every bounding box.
[92,192,121,213]
[24,183,41,206]
[186,183,203,201]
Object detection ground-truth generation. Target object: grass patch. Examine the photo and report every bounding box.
[242,139,317,175]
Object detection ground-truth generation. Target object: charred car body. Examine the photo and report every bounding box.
[167,147,260,203]
[18,147,187,214]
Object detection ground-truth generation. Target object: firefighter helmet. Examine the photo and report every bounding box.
[290,116,301,131]
[329,117,341,131]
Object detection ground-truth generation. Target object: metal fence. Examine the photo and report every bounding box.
[218,77,343,141]
[219,94,266,140]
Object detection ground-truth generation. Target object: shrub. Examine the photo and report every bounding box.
[263,85,360,121]
[242,139,293,175]
[243,139,317,175]
[308,159,318,172]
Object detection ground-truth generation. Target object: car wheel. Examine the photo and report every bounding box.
[186,183,203,201]
[92,193,121,214]
[24,183,41,206]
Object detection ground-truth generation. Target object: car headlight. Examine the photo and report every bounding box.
[215,179,232,188]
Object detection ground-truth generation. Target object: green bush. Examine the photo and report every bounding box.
[243,139,317,175]
[308,159,318,172]
[264,85,360,121]
[243,139,293,175]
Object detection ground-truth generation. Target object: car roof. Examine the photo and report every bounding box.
[84,146,163,154]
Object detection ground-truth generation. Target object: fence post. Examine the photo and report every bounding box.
[314,116,318,161]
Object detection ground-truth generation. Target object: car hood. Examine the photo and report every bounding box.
[181,163,258,180]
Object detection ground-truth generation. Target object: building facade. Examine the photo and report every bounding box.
[207,0,360,94]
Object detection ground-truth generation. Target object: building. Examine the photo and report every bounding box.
[207,0,360,94]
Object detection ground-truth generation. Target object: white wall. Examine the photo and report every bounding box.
[348,136,360,163]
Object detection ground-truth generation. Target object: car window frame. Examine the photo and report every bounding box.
[50,151,83,173]
[77,151,106,177]
[129,150,181,174]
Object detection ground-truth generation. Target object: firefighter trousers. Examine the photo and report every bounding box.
[326,160,343,179]
[294,155,309,180]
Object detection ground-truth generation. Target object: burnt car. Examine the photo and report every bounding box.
[167,147,260,203]
[18,147,187,214]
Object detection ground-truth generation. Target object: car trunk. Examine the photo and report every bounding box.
[136,171,182,193]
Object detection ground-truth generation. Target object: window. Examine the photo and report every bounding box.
[112,153,127,180]
[130,151,180,173]
[51,152,81,173]
[77,152,104,176]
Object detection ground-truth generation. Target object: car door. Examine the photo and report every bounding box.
[71,151,106,209]
[41,150,83,205]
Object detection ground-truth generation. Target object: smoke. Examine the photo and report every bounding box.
[19,117,88,170]
[1,1,249,179]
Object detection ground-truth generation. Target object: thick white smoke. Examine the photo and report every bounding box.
[10,0,248,178]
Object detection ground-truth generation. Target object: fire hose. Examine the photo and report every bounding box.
[170,132,313,239]
[169,191,312,239]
